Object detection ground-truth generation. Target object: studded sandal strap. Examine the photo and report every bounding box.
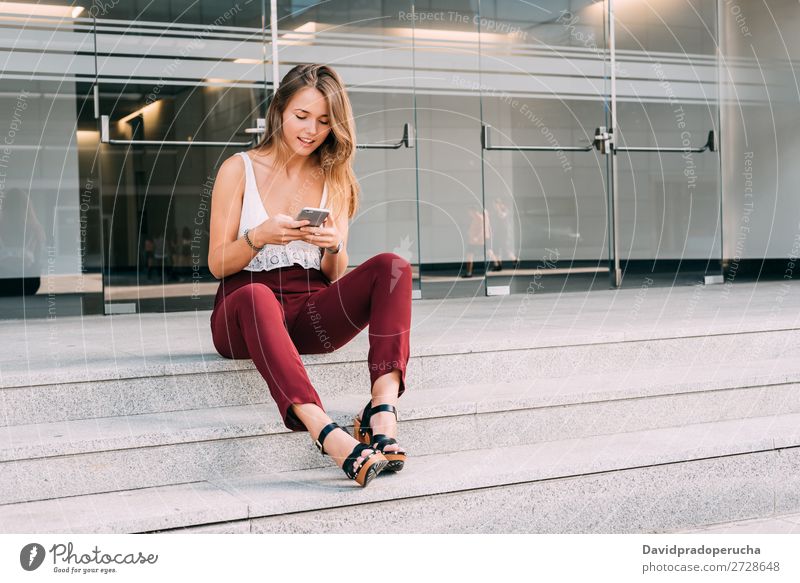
[357,400,373,439]
[358,401,399,439]
[371,434,404,454]
[343,443,374,479]
[371,434,397,447]
[314,422,341,455]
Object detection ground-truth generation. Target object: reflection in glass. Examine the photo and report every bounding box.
[275,0,420,290]
[0,80,101,318]
[98,83,267,312]
[93,0,263,28]
[613,0,721,283]
[479,0,611,295]
[0,188,46,295]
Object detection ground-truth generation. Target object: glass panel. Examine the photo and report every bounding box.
[0,5,102,319]
[413,0,484,298]
[94,2,266,87]
[99,83,267,313]
[720,1,800,282]
[480,0,611,296]
[95,0,268,313]
[613,0,722,286]
[94,0,263,27]
[274,1,420,294]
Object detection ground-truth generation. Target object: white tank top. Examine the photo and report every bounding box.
[235,151,329,272]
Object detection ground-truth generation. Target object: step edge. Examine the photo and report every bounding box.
[1,412,797,533]
[5,325,800,389]
[4,373,800,461]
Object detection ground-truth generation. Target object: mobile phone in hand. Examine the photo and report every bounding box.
[296,207,330,227]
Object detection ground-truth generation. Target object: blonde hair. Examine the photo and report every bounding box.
[255,64,360,219]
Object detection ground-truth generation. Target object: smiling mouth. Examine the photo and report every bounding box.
[298,136,314,146]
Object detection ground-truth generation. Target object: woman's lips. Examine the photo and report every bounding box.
[297,136,314,147]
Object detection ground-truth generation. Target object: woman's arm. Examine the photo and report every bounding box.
[319,209,349,282]
[207,156,260,279]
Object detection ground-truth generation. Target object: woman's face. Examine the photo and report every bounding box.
[281,86,332,157]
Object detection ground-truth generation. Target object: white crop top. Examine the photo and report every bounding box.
[235,151,329,272]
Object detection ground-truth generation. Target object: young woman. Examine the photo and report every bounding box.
[207,64,411,488]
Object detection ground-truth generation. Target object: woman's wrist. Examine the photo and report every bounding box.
[243,228,264,251]
[324,239,343,254]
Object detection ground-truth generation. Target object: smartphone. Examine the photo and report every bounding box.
[296,207,330,227]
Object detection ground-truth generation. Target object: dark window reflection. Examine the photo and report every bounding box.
[95,0,263,28]
[98,83,267,310]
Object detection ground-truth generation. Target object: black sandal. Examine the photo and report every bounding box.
[353,402,407,473]
[315,422,388,487]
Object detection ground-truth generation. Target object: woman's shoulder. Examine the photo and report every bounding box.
[246,145,276,165]
[217,151,247,176]
[212,154,248,202]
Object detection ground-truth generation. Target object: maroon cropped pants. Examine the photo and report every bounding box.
[210,252,412,432]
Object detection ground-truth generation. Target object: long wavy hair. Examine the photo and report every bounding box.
[255,64,360,219]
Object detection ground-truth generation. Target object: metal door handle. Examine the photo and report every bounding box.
[597,128,717,154]
[481,124,595,152]
[244,118,266,134]
[484,124,717,155]
[100,115,265,147]
[356,123,414,150]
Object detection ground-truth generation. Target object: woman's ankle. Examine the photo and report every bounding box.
[369,410,397,437]
[320,428,361,467]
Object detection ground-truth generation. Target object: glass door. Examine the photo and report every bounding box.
[90,0,724,313]
[0,6,102,319]
[413,0,490,298]
[474,0,721,297]
[95,1,268,314]
[273,0,420,297]
[478,0,614,296]
[611,0,722,287]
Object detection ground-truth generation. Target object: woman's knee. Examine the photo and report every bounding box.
[368,252,412,275]
[230,283,284,319]
[363,254,412,298]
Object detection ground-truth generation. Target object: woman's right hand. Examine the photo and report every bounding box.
[249,214,311,247]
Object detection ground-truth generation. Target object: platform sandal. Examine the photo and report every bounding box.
[314,421,388,487]
[353,402,407,473]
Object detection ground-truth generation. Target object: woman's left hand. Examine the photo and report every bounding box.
[299,215,341,251]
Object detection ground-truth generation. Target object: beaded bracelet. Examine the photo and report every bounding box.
[243,228,263,251]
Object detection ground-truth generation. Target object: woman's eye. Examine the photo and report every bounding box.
[296,114,329,125]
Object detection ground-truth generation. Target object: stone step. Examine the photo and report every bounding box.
[3,362,800,505]
[676,511,800,534]
[3,325,800,428]
[4,282,800,428]
[1,413,797,533]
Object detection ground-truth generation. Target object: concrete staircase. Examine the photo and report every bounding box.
[1,281,800,533]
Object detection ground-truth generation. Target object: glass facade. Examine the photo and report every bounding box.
[0,0,796,317]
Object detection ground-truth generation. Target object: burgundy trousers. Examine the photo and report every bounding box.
[210,252,412,432]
